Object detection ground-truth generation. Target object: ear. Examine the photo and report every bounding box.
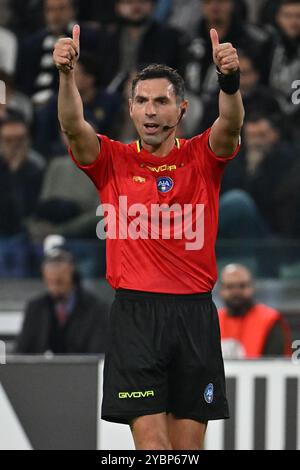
[129,98,133,118]
[180,100,189,117]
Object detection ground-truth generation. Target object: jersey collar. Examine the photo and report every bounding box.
[135,139,181,164]
[136,138,181,153]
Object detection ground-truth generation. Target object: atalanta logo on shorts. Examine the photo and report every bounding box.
[157,177,174,194]
[204,383,214,404]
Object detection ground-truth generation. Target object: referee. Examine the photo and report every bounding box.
[53,24,244,450]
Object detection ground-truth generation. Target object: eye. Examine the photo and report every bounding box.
[135,97,147,104]
[157,98,168,105]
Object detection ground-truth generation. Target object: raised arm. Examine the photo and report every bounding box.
[209,29,245,157]
[53,25,100,165]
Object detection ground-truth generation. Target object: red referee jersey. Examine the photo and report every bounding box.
[69,128,240,294]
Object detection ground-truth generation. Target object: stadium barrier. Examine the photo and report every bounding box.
[0,357,299,450]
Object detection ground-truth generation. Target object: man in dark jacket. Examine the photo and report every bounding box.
[185,0,270,96]
[95,0,187,90]
[16,0,100,105]
[219,114,299,238]
[195,50,282,135]
[265,0,300,142]
[0,114,44,231]
[16,250,109,354]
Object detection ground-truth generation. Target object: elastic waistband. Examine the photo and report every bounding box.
[115,289,212,302]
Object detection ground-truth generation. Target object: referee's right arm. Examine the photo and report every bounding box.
[53,24,100,166]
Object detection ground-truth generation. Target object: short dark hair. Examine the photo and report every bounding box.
[245,113,281,132]
[131,64,185,102]
[0,113,28,131]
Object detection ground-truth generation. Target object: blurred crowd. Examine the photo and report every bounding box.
[0,0,300,277]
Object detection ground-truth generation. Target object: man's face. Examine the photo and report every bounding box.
[116,0,154,24]
[202,0,234,25]
[239,56,259,94]
[43,262,74,301]
[277,4,300,39]
[244,119,279,152]
[45,0,75,34]
[0,123,29,164]
[130,78,186,147]
[220,268,254,314]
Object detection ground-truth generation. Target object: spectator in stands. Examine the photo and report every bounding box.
[34,54,121,158]
[77,0,118,26]
[154,0,202,38]
[16,0,100,106]
[95,0,187,90]
[16,249,109,354]
[266,0,300,141]
[258,0,284,27]
[8,0,44,37]
[0,115,38,278]
[0,70,33,125]
[218,264,291,358]
[219,115,299,238]
[0,25,17,74]
[156,0,248,37]
[0,115,44,230]
[185,0,270,96]
[195,50,282,135]
[27,131,99,241]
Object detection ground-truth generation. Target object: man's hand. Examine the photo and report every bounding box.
[210,28,239,75]
[53,24,80,74]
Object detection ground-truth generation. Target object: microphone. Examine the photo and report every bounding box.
[162,109,186,131]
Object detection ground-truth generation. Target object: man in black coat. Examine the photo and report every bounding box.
[15,0,100,105]
[16,250,109,354]
[185,0,271,96]
[95,0,187,90]
[0,114,44,234]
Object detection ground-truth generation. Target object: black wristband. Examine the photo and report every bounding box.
[216,67,240,95]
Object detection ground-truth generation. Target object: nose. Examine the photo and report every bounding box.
[145,101,156,117]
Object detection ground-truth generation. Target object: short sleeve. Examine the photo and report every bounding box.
[68,134,113,191]
[193,127,241,185]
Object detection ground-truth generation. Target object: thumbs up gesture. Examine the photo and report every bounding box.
[210,29,239,75]
[53,24,80,74]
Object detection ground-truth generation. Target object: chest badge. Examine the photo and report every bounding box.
[157,177,174,194]
[133,176,146,184]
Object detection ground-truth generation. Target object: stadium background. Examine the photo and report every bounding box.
[0,0,299,450]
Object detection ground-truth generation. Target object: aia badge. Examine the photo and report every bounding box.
[204,383,214,404]
[157,176,174,194]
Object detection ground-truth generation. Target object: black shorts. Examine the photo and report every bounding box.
[101,289,229,425]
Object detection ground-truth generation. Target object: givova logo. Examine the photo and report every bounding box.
[0,80,6,105]
[119,390,155,399]
[0,341,6,365]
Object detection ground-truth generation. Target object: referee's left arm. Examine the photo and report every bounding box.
[208,29,245,158]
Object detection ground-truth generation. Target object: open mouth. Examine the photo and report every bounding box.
[144,123,160,134]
